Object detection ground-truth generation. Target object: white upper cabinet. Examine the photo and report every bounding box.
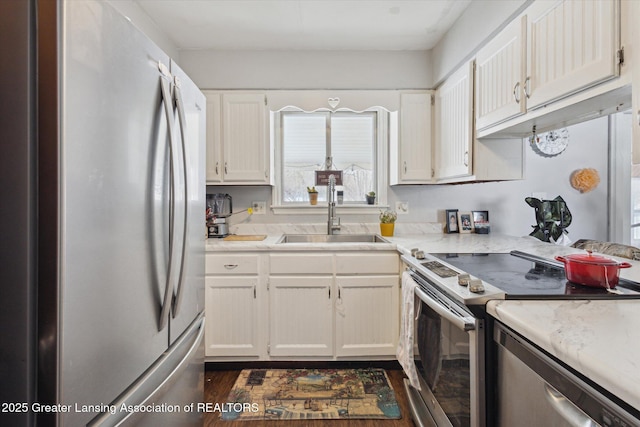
[205,92,222,183]
[435,60,474,180]
[475,15,527,131]
[634,0,640,164]
[525,0,620,110]
[204,91,270,185]
[391,92,434,184]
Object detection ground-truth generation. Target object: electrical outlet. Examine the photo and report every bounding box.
[395,201,409,214]
[252,201,266,215]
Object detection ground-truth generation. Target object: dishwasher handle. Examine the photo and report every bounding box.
[544,383,598,427]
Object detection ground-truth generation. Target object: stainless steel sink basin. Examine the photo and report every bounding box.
[276,234,390,244]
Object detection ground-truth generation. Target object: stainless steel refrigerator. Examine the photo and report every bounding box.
[0,1,206,425]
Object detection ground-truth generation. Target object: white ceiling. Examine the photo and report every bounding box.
[133,0,472,51]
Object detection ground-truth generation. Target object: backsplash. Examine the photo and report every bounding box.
[229,222,443,236]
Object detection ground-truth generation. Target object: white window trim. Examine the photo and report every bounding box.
[271,107,391,215]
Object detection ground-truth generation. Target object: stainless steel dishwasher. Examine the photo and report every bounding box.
[494,322,640,427]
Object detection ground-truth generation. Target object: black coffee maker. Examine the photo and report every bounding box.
[206,194,232,237]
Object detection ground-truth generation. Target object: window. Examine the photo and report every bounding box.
[275,109,387,208]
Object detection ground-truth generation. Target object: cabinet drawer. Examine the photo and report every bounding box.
[270,253,333,274]
[206,254,259,275]
[335,253,399,274]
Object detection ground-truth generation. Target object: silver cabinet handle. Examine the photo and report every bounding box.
[544,383,598,427]
[215,161,219,175]
[524,77,531,99]
[403,161,407,174]
[158,76,178,332]
[253,285,256,299]
[513,81,521,103]
[224,162,228,175]
[224,264,238,269]
[464,151,469,167]
[171,82,190,319]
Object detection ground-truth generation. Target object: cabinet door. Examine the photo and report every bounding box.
[222,93,269,183]
[475,15,527,131]
[526,0,619,110]
[204,91,222,183]
[394,93,433,184]
[633,0,640,164]
[435,60,474,180]
[205,276,261,357]
[268,276,333,357]
[335,276,399,357]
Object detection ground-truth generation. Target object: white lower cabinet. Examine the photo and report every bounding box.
[268,276,334,357]
[205,253,264,358]
[335,276,399,357]
[205,276,261,357]
[205,250,400,360]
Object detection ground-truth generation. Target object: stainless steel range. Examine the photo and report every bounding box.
[401,250,640,427]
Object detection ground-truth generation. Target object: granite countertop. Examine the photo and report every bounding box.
[487,299,640,412]
[205,222,640,411]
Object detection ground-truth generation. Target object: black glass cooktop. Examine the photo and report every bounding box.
[428,251,640,299]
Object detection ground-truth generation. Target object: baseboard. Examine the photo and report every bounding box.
[205,360,402,371]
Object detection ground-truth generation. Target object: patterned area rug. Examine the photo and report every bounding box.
[221,368,402,421]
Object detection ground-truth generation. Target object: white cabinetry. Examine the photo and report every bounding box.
[525,0,619,110]
[475,16,527,131]
[205,250,400,360]
[204,91,269,184]
[268,276,334,357]
[435,60,474,180]
[633,0,640,164]
[268,252,334,357]
[268,251,399,359]
[204,253,263,358]
[335,277,398,357]
[391,92,434,184]
[334,253,399,357]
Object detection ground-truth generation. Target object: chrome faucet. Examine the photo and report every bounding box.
[327,174,341,235]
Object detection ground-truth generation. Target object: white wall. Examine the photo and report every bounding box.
[391,117,610,241]
[430,0,530,85]
[179,50,432,90]
[209,117,610,242]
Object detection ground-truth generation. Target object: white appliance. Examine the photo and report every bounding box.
[0,1,206,425]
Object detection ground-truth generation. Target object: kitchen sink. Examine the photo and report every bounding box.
[276,234,390,244]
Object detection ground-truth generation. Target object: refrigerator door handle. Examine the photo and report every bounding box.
[171,81,190,318]
[158,76,178,332]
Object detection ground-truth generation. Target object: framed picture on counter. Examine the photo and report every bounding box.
[445,209,459,233]
[458,212,474,233]
[472,210,490,234]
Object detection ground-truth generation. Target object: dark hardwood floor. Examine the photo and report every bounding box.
[203,368,416,427]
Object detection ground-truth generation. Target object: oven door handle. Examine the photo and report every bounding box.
[414,286,476,331]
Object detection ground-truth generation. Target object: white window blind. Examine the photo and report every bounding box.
[281,111,376,204]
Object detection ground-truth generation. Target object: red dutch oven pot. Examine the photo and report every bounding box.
[555,251,632,288]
